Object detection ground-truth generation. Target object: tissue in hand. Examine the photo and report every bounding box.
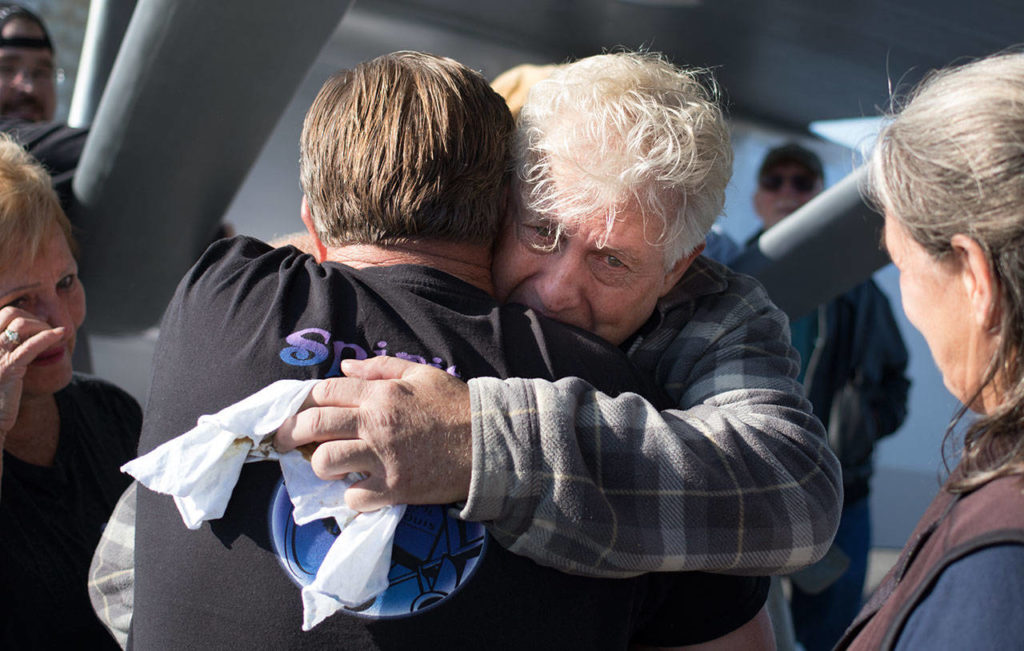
[122,379,406,630]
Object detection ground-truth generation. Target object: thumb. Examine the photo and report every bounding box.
[340,355,421,381]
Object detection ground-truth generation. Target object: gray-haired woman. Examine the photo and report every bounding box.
[840,51,1024,649]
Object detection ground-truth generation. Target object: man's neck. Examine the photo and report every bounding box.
[323,240,495,296]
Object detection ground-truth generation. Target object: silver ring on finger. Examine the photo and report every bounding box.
[1,328,20,347]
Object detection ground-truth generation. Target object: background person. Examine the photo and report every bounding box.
[0,4,227,241]
[0,3,57,123]
[488,62,559,119]
[0,3,84,208]
[747,143,910,651]
[839,50,1024,650]
[751,144,824,231]
[0,132,139,649]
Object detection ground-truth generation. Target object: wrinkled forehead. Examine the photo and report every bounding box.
[514,164,675,224]
[0,220,66,276]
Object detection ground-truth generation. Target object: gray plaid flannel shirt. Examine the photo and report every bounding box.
[88,480,135,648]
[459,256,841,577]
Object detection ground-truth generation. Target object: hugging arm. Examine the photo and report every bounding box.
[461,270,840,577]
[280,266,841,578]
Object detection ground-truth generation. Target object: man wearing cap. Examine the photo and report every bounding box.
[752,143,825,231]
[750,143,910,651]
[0,4,85,206]
[0,3,56,122]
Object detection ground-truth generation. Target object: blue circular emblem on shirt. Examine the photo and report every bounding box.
[269,481,487,619]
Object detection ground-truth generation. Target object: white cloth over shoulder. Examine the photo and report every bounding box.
[122,379,406,630]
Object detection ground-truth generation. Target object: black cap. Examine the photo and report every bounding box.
[758,143,823,181]
[0,4,53,52]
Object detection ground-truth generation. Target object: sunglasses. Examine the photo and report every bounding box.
[758,173,818,193]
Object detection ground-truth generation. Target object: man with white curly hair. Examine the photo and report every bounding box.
[280,50,842,582]
[493,52,733,344]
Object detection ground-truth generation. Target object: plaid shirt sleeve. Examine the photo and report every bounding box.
[459,259,842,577]
[88,481,136,649]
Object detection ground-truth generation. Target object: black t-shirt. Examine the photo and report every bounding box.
[0,374,141,649]
[133,237,767,650]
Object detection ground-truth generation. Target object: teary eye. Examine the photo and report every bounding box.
[519,219,560,251]
[4,295,28,309]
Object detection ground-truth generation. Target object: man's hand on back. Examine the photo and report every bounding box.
[274,356,473,511]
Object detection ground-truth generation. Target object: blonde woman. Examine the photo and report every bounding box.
[0,133,139,648]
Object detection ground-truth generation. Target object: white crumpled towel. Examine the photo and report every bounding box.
[122,379,406,630]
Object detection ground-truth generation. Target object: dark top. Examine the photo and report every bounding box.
[895,544,1024,649]
[0,116,87,209]
[839,471,1024,650]
[0,374,141,649]
[808,280,909,504]
[132,237,768,650]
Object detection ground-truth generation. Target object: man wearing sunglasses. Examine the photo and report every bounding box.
[751,143,910,651]
[752,143,824,230]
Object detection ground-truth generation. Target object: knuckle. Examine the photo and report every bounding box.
[309,443,338,477]
[376,380,413,406]
[346,489,375,512]
[384,468,403,493]
[305,406,326,438]
[317,377,345,401]
[307,380,333,406]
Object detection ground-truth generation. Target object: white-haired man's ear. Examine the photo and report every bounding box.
[658,242,705,299]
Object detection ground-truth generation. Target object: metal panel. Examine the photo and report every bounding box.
[68,0,137,128]
[731,166,890,319]
[70,0,354,333]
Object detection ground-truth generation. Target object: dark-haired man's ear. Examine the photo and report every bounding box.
[300,196,328,263]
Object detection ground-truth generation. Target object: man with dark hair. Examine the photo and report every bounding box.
[0,3,57,123]
[128,51,771,649]
[0,4,84,204]
[751,143,909,651]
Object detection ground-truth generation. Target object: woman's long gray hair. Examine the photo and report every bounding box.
[869,51,1024,491]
